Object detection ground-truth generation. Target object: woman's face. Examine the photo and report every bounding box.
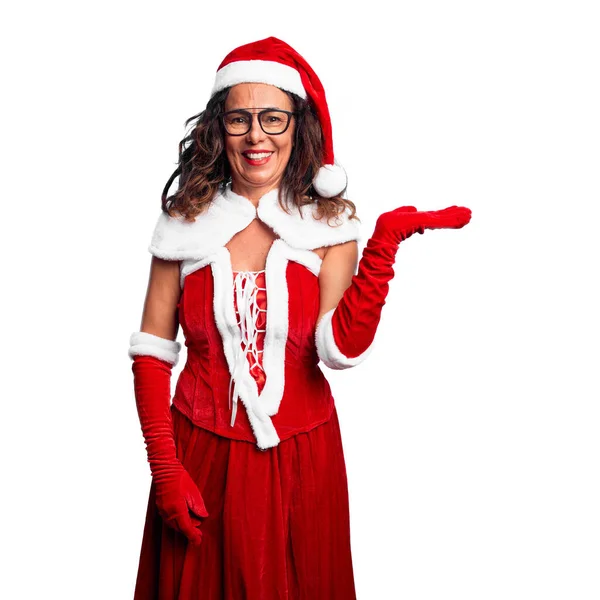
[223,83,295,198]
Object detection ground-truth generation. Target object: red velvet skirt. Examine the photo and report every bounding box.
[134,404,357,599]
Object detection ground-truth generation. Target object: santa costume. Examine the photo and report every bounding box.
[128,36,472,599]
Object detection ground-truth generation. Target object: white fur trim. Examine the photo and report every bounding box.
[148,183,362,271]
[128,331,182,366]
[180,241,322,286]
[314,307,374,370]
[148,188,257,261]
[256,239,288,416]
[312,160,348,198]
[211,59,307,98]
[253,189,361,251]
[180,255,214,290]
[256,239,322,416]
[280,243,322,277]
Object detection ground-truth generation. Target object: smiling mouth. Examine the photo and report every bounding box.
[243,151,274,160]
[242,151,274,165]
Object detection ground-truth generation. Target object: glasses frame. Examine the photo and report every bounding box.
[221,108,297,136]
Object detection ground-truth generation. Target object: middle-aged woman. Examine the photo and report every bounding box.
[128,36,472,599]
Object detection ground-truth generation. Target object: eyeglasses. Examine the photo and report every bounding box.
[221,108,296,136]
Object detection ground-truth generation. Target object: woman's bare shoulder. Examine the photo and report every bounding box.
[321,240,358,264]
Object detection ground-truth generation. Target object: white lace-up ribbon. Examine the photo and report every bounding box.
[229,270,267,427]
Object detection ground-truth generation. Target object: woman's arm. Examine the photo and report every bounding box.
[317,241,358,324]
[315,205,471,370]
[139,256,181,340]
[315,238,377,370]
[128,256,208,546]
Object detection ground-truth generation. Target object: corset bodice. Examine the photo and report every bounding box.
[173,251,337,450]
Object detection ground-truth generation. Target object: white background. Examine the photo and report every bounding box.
[2,1,599,598]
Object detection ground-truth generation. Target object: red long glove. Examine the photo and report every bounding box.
[316,205,472,368]
[129,333,209,545]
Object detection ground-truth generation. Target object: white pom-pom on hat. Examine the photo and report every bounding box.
[211,37,348,198]
[313,160,348,198]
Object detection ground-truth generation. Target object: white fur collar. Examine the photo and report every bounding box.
[148,182,361,260]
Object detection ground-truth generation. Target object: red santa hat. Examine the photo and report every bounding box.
[210,36,348,198]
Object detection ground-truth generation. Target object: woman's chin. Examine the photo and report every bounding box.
[236,170,281,188]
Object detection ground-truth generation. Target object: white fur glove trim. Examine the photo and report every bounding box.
[314,307,375,370]
[128,331,182,366]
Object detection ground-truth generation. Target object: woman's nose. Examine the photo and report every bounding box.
[246,116,266,143]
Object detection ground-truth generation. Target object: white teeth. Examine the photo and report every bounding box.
[245,152,272,159]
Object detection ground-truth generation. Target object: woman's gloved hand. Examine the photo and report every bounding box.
[316,205,472,369]
[129,334,209,545]
[150,453,209,544]
[373,205,472,245]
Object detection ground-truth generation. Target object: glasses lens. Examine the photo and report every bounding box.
[260,110,290,134]
[223,111,251,134]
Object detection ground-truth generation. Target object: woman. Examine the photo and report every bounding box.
[129,36,471,599]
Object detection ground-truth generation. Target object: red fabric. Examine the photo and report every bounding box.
[332,205,472,358]
[174,261,335,442]
[132,355,209,545]
[134,403,357,599]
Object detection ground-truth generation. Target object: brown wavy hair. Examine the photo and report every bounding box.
[161,86,360,227]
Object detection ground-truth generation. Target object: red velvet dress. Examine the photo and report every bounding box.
[133,183,363,599]
[134,270,357,600]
